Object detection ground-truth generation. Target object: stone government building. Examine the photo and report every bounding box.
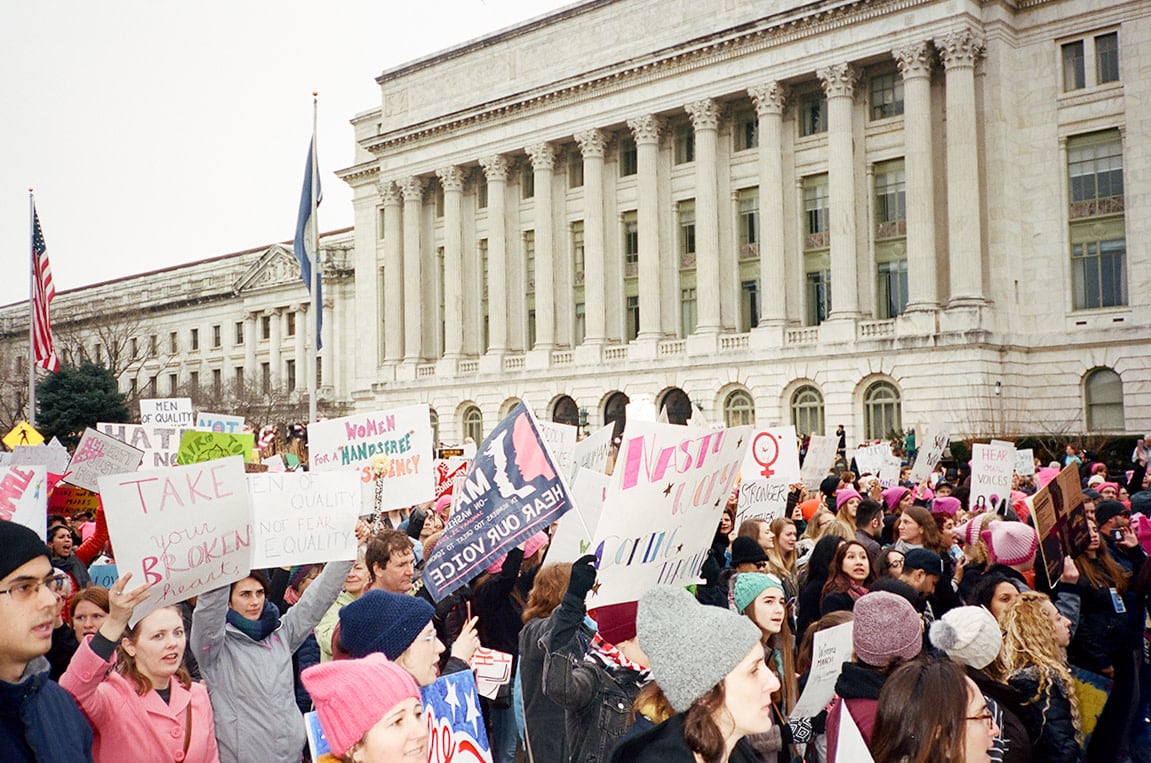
[3,0,1148,447]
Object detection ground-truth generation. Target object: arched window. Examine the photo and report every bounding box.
[790,385,825,437]
[500,398,522,418]
[863,381,902,441]
[604,392,629,441]
[660,388,693,425]
[462,406,484,445]
[429,408,440,447]
[723,390,755,428]
[1085,368,1124,431]
[552,395,579,427]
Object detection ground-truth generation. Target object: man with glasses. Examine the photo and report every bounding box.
[0,519,93,761]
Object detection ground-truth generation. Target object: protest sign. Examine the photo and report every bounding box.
[0,466,48,538]
[98,423,185,469]
[422,670,494,763]
[88,564,119,588]
[263,454,286,473]
[572,423,614,475]
[836,701,876,763]
[308,404,435,514]
[546,468,607,564]
[48,483,101,516]
[99,456,251,623]
[589,421,752,607]
[195,412,245,434]
[1015,448,1036,477]
[472,648,514,701]
[736,479,790,524]
[3,421,44,449]
[176,431,255,465]
[909,427,950,484]
[435,458,470,502]
[970,443,1015,514]
[11,440,72,475]
[64,428,144,493]
[878,451,902,488]
[740,425,800,484]
[537,420,578,478]
[853,443,891,477]
[248,472,360,568]
[423,404,573,602]
[139,397,193,427]
[791,620,854,717]
[800,435,837,489]
[303,712,339,763]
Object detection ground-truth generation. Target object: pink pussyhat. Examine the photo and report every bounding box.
[486,530,550,573]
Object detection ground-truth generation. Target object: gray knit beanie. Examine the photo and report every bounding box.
[637,585,762,713]
[929,606,1002,670]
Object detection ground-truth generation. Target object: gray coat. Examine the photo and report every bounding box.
[191,560,352,763]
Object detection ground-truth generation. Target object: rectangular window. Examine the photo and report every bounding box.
[527,309,537,348]
[147,376,157,395]
[623,212,639,265]
[799,93,827,136]
[212,324,221,348]
[737,188,759,258]
[378,207,387,239]
[315,357,322,386]
[734,110,758,151]
[1062,40,1086,91]
[260,363,270,393]
[1068,131,1124,217]
[877,258,909,319]
[674,125,695,164]
[212,368,222,395]
[678,201,696,268]
[235,367,244,386]
[680,288,697,337]
[168,374,178,395]
[129,378,137,396]
[235,321,244,345]
[740,280,760,332]
[619,138,638,177]
[286,312,296,337]
[805,269,832,326]
[169,331,178,354]
[130,337,139,357]
[571,222,585,283]
[434,185,445,217]
[870,73,904,120]
[874,160,907,238]
[286,359,296,391]
[189,371,199,390]
[521,164,535,200]
[477,174,488,209]
[1096,32,1119,84]
[261,316,271,340]
[190,328,199,351]
[148,334,158,358]
[95,344,103,364]
[574,303,586,345]
[1072,238,1127,309]
[524,231,536,294]
[568,152,584,188]
[626,296,639,341]
[804,175,830,249]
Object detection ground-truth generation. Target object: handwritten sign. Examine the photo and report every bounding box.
[800,435,838,490]
[88,564,119,588]
[422,670,494,763]
[195,412,246,434]
[853,443,891,478]
[64,428,144,493]
[736,479,790,524]
[910,427,950,484]
[11,439,71,475]
[1034,464,1091,580]
[139,398,193,427]
[589,422,752,607]
[970,443,1015,514]
[471,647,514,701]
[423,404,573,602]
[248,472,360,567]
[99,456,251,624]
[791,620,854,717]
[537,420,578,478]
[1015,448,1036,477]
[48,483,102,516]
[546,468,608,564]
[98,423,186,469]
[308,404,435,513]
[176,431,256,465]
[0,466,48,538]
[572,423,615,475]
[740,426,800,483]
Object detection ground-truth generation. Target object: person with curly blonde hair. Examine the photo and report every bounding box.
[1000,591,1081,763]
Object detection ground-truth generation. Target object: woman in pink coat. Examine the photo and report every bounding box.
[61,573,220,763]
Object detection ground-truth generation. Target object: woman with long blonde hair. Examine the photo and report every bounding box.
[765,518,799,597]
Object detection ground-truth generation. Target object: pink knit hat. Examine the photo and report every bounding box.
[486,530,550,573]
[1035,467,1059,489]
[954,513,991,547]
[301,653,420,757]
[931,496,961,518]
[882,487,909,513]
[433,493,453,519]
[836,489,863,512]
[982,521,1038,567]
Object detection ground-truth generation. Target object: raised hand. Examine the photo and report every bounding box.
[99,572,154,641]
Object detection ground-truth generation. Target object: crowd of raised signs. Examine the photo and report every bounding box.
[1,406,1150,763]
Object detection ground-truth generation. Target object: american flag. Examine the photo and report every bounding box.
[31,207,58,372]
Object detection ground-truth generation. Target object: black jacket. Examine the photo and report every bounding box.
[968,667,1033,763]
[1008,666,1080,763]
[608,712,760,763]
[521,614,592,763]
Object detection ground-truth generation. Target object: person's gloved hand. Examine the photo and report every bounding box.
[568,554,598,598]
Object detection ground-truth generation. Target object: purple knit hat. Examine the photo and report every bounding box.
[836,489,863,512]
[882,486,910,512]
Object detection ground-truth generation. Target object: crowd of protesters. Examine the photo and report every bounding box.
[2,429,1151,763]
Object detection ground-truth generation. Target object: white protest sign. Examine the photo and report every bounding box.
[970,442,1015,514]
[537,420,578,479]
[263,454,286,473]
[0,466,48,538]
[801,435,838,489]
[1015,448,1035,477]
[879,452,903,488]
[195,412,246,434]
[853,443,891,477]
[98,423,185,469]
[308,404,435,514]
[64,428,144,493]
[546,468,608,564]
[837,700,876,763]
[572,423,614,475]
[791,620,854,717]
[589,422,752,607]
[139,398,194,427]
[740,425,800,484]
[99,456,252,624]
[11,439,72,475]
[472,648,514,701]
[736,479,790,524]
[910,427,951,484]
[248,472,361,568]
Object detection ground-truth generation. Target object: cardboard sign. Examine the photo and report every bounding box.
[588,422,752,607]
[98,423,185,469]
[176,431,256,465]
[736,479,790,524]
[139,398,193,427]
[248,472,361,568]
[1033,464,1091,581]
[308,404,435,514]
[791,620,854,717]
[471,648,514,701]
[740,426,800,484]
[48,483,102,516]
[537,420,578,479]
[572,423,615,475]
[970,443,1015,514]
[1015,448,1036,477]
[910,427,950,484]
[65,428,144,493]
[423,404,574,602]
[800,435,838,489]
[195,412,246,434]
[88,564,119,588]
[546,468,608,564]
[99,456,251,623]
[422,670,494,763]
[0,466,48,538]
[3,421,44,449]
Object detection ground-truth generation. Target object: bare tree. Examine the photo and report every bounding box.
[55,312,180,406]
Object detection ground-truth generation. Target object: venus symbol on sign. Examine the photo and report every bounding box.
[752,432,781,479]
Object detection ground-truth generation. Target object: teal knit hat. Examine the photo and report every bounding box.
[733,572,785,614]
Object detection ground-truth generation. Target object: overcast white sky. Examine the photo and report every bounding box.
[0,0,578,307]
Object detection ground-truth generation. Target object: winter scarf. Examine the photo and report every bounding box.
[586,633,649,678]
[226,600,281,642]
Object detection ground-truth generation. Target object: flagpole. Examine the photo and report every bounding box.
[309,92,319,424]
[27,189,37,427]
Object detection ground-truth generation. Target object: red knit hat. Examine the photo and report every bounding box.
[301,654,419,757]
[591,601,639,645]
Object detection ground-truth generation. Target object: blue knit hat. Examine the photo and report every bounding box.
[732,572,785,614]
[338,590,434,659]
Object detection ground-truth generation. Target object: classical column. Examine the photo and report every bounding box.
[686,99,722,334]
[897,42,940,311]
[268,308,282,388]
[749,82,788,326]
[480,156,509,354]
[436,167,465,358]
[818,63,861,319]
[322,296,334,388]
[936,28,987,306]
[526,143,556,350]
[574,129,607,344]
[243,312,257,380]
[380,182,404,363]
[399,176,424,362]
[293,305,306,392]
[627,114,663,339]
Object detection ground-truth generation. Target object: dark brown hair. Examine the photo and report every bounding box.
[870,657,969,763]
[230,570,271,598]
[521,563,572,623]
[115,606,192,697]
[683,684,728,763]
[365,529,414,582]
[797,611,854,676]
[820,540,877,600]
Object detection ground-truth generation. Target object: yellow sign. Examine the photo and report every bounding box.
[3,421,44,449]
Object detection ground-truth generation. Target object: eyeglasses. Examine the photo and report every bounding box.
[0,573,68,601]
[965,709,994,727]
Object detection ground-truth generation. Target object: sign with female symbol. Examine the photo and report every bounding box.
[740,426,801,484]
[752,432,781,478]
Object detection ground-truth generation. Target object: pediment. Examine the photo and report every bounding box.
[234,245,302,293]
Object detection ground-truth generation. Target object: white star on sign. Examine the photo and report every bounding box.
[444,678,461,718]
[464,688,482,735]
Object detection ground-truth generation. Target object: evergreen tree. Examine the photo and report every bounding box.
[37,363,129,448]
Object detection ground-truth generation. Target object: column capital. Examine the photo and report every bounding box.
[479,155,510,181]
[935,28,985,70]
[399,176,425,202]
[435,166,465,192]
[378,181,402,205]
[895,41,934,79]
[574,128,608,159]
[817,63,860,99]
[748,82,787,115]
[525,142,557,171]
[685,98,721,131]
[626,114,663,145]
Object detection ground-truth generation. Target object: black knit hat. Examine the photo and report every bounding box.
[0,520,51,582]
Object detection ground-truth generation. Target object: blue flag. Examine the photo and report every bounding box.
[293,137,323,350]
